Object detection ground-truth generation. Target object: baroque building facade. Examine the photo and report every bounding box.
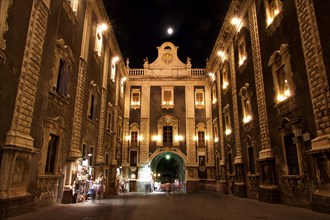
[0,0,127,217]
[206,0,330,215]
[0,0,329,218]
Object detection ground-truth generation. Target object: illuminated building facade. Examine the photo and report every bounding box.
[206,0,330,214]
[0,0,126,217]
[0,0,329,218]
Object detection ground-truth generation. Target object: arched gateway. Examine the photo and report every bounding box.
[149,150,186,192]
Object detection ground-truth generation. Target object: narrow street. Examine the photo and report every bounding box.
[9,192,329,220]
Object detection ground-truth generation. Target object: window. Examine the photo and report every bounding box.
[212,83,217,105]
[88,146,94,166]
[87,81,99,121]
[131,131,138,147]
[237,32,247,67]
[51,39,74,99]
[284,134,300,175]
[67,0,79,13]
[120,77,126,98]
[55,59,70,97]
[223,105,232,136]
[213,119,219,143]
[248,147,256,174]
[263,0,282,27]
[82,144,87,158]
[130,151,137,166]
[131,89,141,108]
[195,123,207,147]
[162,87,174,108]
[198,131,205,147]
[195,89,205,108]
[239,84,253,124]
[45,134,59,174]
[94,24,108,57]
[221,62,229,90]
[228,152,233,174]
[110,56,119,82]
[268,44,294,104]
[106,103,113,132]
[163,126,173,146]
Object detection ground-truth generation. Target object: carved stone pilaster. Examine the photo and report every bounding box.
[69,58,87,159]
[96,89,107,164]
[122,118,130,166]
[186,118,196,165]
[248,1,273,159]
[139,118,149,164]
[229,42,242,164]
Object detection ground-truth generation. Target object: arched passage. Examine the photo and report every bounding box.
[150,151,186,192]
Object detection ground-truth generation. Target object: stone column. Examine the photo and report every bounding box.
[229,42,246,198]
[139,85,150,165]
[215,66,228,193]
[185,84,198,192]
[295,0,330,213]
[249,1,279,203]
[1,0,49,199]
[205,85,215,180]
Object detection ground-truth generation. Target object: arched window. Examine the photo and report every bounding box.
[268,44,295,104]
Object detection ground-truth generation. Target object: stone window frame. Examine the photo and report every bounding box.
[221,61,230,91]
[278,118,304,177]
[196,123,207,147]
[94,25,104,57]
[237,31,247,67]
[213,118,219,143]
[130,89,141,109]
[239,83,253,124]
[110,56,119,82]
[195,88,205,109]
[161,86,174,109]
[106,102,113,134]
[247,146,256,174]
[156,115,179,147]
[87,81,100,122]
[223,104,232,136]
[118,116,123,141]
[120,76,126,99]
[212,82,217,105]
[50,39,74,100]
[268,44,295,105]
[63,0,79,24]
[39,116,67,176]
[0,0,13,62]
[263,0,283,35]
[128,123,140,149]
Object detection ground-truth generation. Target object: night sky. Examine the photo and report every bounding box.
[103,0,230,68]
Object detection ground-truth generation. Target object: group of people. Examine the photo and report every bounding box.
[73,172,106,203]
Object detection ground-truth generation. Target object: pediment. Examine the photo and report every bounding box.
[147,42,186,69]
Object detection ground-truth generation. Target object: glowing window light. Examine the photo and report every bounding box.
[214,137,219,143]
[243,115,252,124]
[239,56,247,66]
[222,81,229,90]
[225,129,232,136]
[212,98,217,104]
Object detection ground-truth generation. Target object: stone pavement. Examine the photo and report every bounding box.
[8,192,330,220]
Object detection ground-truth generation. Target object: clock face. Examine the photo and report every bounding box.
[162,53,173,64]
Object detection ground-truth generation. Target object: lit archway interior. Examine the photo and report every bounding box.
[150,152,185,192]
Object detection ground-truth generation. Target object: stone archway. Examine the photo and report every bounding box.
[149,150,186,192]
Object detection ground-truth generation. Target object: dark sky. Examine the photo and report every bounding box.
[103,0,230,68]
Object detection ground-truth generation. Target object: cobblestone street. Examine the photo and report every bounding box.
[8,192,330,220]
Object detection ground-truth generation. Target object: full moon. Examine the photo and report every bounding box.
[167,27,173,35]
